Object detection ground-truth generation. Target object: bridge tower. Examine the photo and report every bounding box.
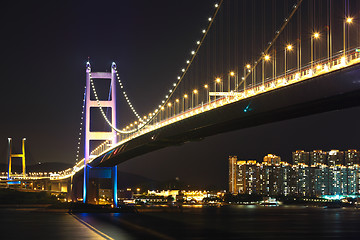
[83,62,118,206]
[7,138,26,180]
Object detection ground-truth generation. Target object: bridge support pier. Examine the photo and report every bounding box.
[83,165,117,206]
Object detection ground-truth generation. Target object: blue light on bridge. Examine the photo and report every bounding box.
[113,166,118,208]
[83,165,88,204]
[243,103,252,112]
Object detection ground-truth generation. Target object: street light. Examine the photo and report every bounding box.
[214,78,221,100]
[262,55,270,85]
[161,106,165,122]
[204,84,209,103]
[192,89,198,108]
[285,44,293,79]
[175,99,179,115]
[244,64,251,91]
[167,102,172,118]
[183,94,188,112]
[311,32,320,69]
[229,71,235,92]
[344,17,353,60]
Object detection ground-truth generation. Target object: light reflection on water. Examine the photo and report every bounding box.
[108,205,360,239]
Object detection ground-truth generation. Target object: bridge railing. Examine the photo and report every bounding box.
[122,46,360,145]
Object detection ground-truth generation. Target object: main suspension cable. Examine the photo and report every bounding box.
[89,71,142,134]
[112,63,144,123]
[75,85,86,163]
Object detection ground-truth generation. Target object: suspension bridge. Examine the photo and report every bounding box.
[2,0,360,205]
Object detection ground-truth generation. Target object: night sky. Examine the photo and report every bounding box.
[1,0,360,189]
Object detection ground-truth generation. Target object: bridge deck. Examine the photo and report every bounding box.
[89,62,360,167]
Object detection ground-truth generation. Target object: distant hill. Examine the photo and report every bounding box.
[116,171,158,189]
[0,161,159,190]
[0,162,206,191]
[0,162,73,173]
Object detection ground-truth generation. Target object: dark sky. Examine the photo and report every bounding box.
[1,0,360,189]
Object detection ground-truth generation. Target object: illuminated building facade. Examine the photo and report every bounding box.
[328,150,344,166]
[237,160,261,194]
[309,150,327,165]
[263,154,281,165]
[313,164,329,196]
[345,150,359,166]
[293,150,309,165]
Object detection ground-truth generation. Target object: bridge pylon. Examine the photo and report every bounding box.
[82,62,118,206]
[7,138,26,180]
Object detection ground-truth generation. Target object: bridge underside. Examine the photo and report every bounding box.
[90,63,360,167]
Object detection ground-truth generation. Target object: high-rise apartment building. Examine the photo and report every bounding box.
[310,150,327,165]
[347,165,360,195]
[313,164,329,196]
[292,150,310,165]
[237,160,261,194]
[263,154,281,165]
[345,150,359,166]
[328,150,344,166]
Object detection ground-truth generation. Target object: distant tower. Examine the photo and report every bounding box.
[228,156,238,194]
[7,138,26,179]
